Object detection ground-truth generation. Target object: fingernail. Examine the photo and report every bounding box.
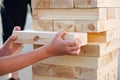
[11,35,16,40]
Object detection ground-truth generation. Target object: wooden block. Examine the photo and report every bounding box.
[88,28,120,42]
[74,0,97,8]
[74,0,120,8]
[80,39,120,57]
[32,8,107,20]
[100,68,118,80]
[38,49,118,69]
[51,0,73,8]
[32,0,50,8]
[32,0,120,8]
[116,8,120,18]
[107,8,116,19]
[13,30,87,46]
[33,19,120,32]
[32,0,73,8]
[54,20,74,32]
[33,63,52,76]
[33,75,77,80]
[32,59,118,80]
[33,20,53,31]
[74,19,120,32]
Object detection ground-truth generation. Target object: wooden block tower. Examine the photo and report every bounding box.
[32,0,120,80]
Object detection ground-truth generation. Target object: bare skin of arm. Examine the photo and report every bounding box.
[0,27,81,76]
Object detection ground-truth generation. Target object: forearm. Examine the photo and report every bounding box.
[0,46,52,76]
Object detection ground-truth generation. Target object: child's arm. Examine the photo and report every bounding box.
[0,27,81,76]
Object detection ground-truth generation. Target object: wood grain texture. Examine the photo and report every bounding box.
[32,0,120,8]
[107,8,116,19]
[32,8,107,20]
[74,19,120,32]
[33,20,53,31]
[51,0,73,8]
[13,30,87,46]
[33,63,52,76]
[74,0,120,8]
[32,0,50,8]
[38,49,118,69]
[32,59,118,80]
[88,28,120,42]
[33,19,120,32]
[54,20,74,32]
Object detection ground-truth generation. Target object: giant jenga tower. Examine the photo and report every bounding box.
[32,0,120,80]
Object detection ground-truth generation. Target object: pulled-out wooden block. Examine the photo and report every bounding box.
[80,38,120,57]
[32,58,118,80]
[32,0,120,8]
[38,50,118,69]
[88,28,120,42]
[32,8,107,20]
[13,30,87,46]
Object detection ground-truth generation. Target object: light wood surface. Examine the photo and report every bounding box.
[32,0,120,8]
[13,30,87,46]
[32,58,118,80]
[37,50,118,69]
[32,8,107,21]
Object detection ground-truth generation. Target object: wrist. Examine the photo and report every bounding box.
[42,45,54,57]
[0,46,12,57]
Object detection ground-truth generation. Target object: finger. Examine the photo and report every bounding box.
[54,30,67,39]
[75,38,82,48]
[69,46,80,51]
[12,26,21,36]
[13,26,21,31]
[64,40,76,46]
[69,50,80,55]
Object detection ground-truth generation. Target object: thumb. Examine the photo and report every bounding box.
[54,30,67,39]
[12,26,21,36]
[13,26,21,31]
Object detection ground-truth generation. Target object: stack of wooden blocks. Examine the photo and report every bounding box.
[31,0,120,80]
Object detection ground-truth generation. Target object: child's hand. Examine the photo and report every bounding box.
[2,26,23,55]
[45,30,81,56]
